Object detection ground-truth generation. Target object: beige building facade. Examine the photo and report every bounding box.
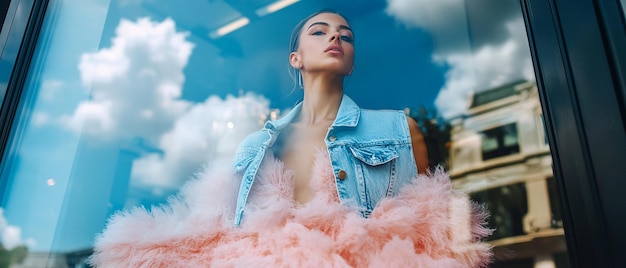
[448,81,568,267]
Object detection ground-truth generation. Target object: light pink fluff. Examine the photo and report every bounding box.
[90,151,492,267]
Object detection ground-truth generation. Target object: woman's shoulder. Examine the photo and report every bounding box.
[358,108,408,127]
[237,129,269,152]
[232,129,269,173]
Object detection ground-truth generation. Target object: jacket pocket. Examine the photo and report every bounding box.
[349,146,399,166]
[348,146,400,211]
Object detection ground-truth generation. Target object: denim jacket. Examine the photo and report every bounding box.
[231,95,418,226]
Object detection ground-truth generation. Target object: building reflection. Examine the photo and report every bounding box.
[448,80,569,267]
[11,248,92,268]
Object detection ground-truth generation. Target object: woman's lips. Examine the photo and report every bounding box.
[325,44,344,55]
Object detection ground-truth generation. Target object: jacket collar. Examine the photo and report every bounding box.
[265,94,360,131]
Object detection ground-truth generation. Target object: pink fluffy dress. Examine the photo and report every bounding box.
[90,151,493,267]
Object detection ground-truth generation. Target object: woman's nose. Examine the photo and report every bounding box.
[329,32,341,43]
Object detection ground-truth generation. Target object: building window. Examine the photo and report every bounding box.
[471,182,528,240]
[481,123,520,160]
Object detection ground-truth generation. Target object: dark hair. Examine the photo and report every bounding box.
[288,9,352,90]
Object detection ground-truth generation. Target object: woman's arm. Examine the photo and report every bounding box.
[406,116,429,175]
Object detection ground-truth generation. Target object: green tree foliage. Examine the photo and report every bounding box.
[407,106,452,170]
[0,244,28,268]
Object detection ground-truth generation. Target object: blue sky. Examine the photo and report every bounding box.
[0,0,533,252]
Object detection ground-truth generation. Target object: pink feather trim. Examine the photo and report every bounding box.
[90,151,492,267]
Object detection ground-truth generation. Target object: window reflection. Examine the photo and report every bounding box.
[472,183,528,240]
[0,0,568,266]
[0,209,29,267]
[481,123,520,161]
[449,80,565,263]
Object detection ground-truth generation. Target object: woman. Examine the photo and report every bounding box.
[91,10,492,267]
[232,9,429,227]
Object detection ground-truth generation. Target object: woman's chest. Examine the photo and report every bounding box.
[277,124,331,203]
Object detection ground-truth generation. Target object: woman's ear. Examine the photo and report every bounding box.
[289,52,301,69]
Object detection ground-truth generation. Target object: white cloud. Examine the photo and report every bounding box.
[433,19,534,118]
[63,17,194,143]
[132,93,269,190]
[118,0,145,7]
[0,208,34,250]
[386,0,535,118]
[385,0,459,29]
[32,112,51,127]
[386,0,470,54]
[64,17,271,191]
[40,79,64,102]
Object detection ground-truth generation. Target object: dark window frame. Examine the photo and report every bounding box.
[546,176,563,228]
[0,0,11,31]
[0,0,48,165]
[521,0,626,267]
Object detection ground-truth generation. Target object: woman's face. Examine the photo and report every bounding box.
[292,13,355,76]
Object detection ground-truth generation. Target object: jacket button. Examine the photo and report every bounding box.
[328,136,337,142]
[338,170,347,180]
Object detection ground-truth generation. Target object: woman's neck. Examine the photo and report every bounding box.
[299,74,344,125]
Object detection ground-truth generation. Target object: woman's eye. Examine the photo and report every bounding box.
[312,31,324,36]
[341,36,353,42]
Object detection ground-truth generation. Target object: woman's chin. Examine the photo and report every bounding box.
[311,64,352,76]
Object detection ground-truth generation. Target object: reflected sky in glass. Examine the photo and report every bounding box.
[0,0,534,252]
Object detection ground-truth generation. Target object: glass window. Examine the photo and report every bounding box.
[481,123,520,160]
[0,0,567,266]
[471,183,528,240]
